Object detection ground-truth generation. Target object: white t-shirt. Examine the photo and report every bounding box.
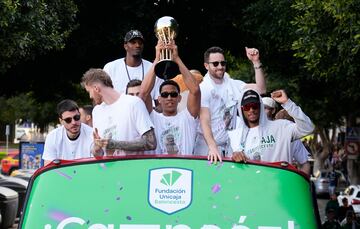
[244,126,262,160]
[42,124,93,161]
[92,94,154,154]
[103,57,163,99]
[150,109,197,155]
[195,73,246,155]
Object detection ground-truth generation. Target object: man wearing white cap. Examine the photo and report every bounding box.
[262,97,277,120]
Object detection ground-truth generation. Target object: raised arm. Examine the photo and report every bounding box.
[244,47,266,94]
[139,41,163,113]
[271,89,315,139]
[170,41,201,118]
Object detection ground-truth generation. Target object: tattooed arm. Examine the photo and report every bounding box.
[106,128,157,152]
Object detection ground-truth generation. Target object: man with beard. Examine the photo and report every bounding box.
[81,68,156,156]
[103,30,162,102]
[42,99,93,166]
[195,46,266,163]
[230,89,315,164]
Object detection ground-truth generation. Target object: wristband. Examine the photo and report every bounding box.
[254,63,262,69]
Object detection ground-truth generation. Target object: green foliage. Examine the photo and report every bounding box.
[239,0,360,128]
[0,0,78,73]
[291,0,360,96]
[0,93,57,131]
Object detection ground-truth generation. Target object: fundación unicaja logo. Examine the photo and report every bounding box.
[148,168,193,214]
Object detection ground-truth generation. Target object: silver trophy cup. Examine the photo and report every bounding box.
[154,16,179,80]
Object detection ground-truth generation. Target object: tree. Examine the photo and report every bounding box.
[239,0,360,177]
[0,93,57,136]
[0,0,78,73]
[291,0,360,178]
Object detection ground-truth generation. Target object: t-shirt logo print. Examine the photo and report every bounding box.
[161,125,180,154]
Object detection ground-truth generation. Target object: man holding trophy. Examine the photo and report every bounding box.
[139,16,201,155]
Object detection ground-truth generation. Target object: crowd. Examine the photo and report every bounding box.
[323,194,360,228]
[41,29,315,175]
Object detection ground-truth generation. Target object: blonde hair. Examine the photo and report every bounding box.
[81,68,113,88]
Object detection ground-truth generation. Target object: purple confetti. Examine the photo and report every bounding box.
[55,170,72,180]
[126,216,132,221]
[207,161,212,166]
[211,184,222,193]
[49,210,71,222]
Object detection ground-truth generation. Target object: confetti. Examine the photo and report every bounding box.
[211,184,221,193]
[55,170,72,180]
[238,216,247,223]
[256,170,261,174]
[49,210,70,222]
[126,216,132,221]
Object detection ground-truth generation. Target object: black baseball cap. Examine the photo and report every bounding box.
[241,90,260,106]
[124,30,144,43]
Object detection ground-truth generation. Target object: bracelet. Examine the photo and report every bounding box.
[254,63,262,69]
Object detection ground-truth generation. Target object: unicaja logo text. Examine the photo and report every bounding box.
[149,168,193,214]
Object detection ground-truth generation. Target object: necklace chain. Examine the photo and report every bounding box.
[124,58,144,81]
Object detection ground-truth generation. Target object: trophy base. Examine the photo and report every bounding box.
[155,60,179,80]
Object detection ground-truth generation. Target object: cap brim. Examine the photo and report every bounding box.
[241,98,260,106]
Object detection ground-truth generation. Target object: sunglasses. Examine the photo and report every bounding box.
[160,91,179,98]
[241,103,260,111]
[209,61,227,67]
[61,114,81,124]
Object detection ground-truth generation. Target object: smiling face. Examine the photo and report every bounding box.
[204,53,226,81]
[158,84,181,116]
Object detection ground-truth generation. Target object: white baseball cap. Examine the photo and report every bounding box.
[262,97,276,108]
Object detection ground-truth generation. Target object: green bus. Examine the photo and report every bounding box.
[19,156,320,228]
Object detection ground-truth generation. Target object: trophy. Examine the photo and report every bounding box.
[154,16,179,80]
